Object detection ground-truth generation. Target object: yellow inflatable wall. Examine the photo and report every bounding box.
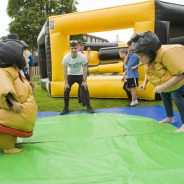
[48,0,155,99]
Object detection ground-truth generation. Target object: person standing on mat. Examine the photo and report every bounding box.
[131,31,184,132]
[60,40,94,115]
[119,48,132,101]
[119,41,141,107]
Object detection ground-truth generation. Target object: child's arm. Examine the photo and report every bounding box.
[121,60,126,80]
[131,62,144,70]
[123,51,129,63]
[139,75,149,90]
[121,72,126,81]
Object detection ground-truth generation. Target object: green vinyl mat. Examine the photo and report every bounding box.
[1,113,184,184]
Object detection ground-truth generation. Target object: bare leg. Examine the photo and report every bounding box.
[130,87,137,101]
[176,125,184,133]
[159,92,173,123]
[129,87,138,107]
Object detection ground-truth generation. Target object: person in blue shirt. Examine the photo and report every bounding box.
[22,53,35,89]
[119,48,131,100]
[119,41,142,106]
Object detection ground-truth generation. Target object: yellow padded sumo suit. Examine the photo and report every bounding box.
[0,41,38,150]
[145,44,184,92]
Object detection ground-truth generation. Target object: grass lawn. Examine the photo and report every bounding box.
[34,77,165,112]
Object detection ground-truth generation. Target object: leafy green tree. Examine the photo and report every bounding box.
[7,0,78,49]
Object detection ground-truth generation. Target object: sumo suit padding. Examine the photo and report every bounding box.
[0,41,37,149]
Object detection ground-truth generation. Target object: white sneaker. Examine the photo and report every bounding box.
[135,99,138,105]
[130,100,138,107]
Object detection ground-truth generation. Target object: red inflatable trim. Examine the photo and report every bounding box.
[0,124,32,137]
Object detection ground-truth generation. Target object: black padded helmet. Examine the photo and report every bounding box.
[7,33,29,49]
[131,31,161,55]
[7,33,19,40]
[0,40,26,69]
[19,40,28,49]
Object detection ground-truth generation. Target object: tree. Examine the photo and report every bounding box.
[7,0,78,49]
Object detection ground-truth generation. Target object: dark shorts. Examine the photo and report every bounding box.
[126,78,138,88]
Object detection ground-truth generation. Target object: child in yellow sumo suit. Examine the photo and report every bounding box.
[0,40,38,154]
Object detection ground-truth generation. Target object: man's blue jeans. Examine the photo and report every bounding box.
[160,90,184,124]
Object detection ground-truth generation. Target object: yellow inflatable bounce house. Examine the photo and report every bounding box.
[37,0,184,100]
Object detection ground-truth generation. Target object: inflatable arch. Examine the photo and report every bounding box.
[37,0,184,99]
